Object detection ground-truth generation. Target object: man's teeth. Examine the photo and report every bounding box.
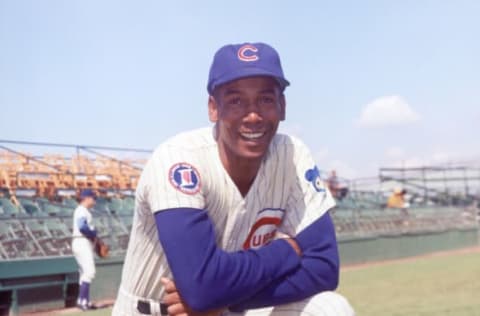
[241,132,264,139]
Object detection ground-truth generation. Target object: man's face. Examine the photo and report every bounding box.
[208,76,285,161]
[84,196,96,208]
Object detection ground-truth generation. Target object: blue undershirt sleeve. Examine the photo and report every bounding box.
[229,212,339,312]
[155,208,301,312]
[77,217,97,239]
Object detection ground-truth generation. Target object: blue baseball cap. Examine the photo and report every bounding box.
[80,189,97,200]
[207,42,290,95]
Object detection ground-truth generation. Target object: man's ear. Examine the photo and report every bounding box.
[279,94,286,121]
[208,96,218,122]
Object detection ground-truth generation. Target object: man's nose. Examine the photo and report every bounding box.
[243,102,263,122]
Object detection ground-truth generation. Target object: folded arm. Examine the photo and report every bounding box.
[229,211,339,311]
[155,208,301,312]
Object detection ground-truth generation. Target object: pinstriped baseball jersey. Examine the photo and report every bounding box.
[72,205,94,238]
[116,127,335,301]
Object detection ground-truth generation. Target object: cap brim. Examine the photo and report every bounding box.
[81,194,96,200]
[209,67,290,94]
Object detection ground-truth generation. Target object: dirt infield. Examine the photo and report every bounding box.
[21,300,114,316]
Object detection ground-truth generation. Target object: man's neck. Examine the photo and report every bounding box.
[218,147,263,197]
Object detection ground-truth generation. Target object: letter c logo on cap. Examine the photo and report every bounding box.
[237,44,259,62]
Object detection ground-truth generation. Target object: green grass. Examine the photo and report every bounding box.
[337,251,480,316]
[67,251,480,316]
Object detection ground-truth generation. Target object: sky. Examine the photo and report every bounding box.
[1,1,479,178]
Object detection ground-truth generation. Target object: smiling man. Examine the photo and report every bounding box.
[210,75,285,196]
[112,43,354,316]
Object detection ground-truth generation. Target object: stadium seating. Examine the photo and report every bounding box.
[0,146,144,200]
[0,193,136,260]
[63,197,78,208]
[0,198,15,215]
[1,143,478,263]
[0,221,25,259]
[331,195,478,238]
[1,188,477,261]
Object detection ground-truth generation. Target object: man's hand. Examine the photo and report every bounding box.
[161,278,224,316]
[284,238,302,256]
[275,232,302,257]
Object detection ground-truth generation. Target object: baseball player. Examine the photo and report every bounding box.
[112,42,354,316]
[72,189,98,311]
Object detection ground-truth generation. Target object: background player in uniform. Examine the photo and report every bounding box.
[72,189,98,311]
[113,42,354,316]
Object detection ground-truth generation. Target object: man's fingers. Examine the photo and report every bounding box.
[284,238,302,256]
[161,278,223,316]
[163,291,182,305]
[167,302,188,316]
[161,277,177,293]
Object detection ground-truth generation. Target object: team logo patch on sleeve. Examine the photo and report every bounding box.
[168,162,201,195]
[305,166,326,193]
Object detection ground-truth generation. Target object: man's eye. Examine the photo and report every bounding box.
[259,96,275,104]
[227,98,242,107]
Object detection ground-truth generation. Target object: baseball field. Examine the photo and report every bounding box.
[63,247,480,316]
[338,247,480,316]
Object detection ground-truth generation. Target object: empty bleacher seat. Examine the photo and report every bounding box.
[18,197,40,211]
[63,197,78,208]
[38,201,68,216]
[0,219,38,258]
[45,218,72,255]
[0,221,25,259]
[0,198,24,217]
[24,219,56,256]
[108,197,123,213]
[94,197,110,213]
[57,206,74,216]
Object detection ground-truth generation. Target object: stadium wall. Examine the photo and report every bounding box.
[0,257,78,315]
[338,227,478,265]
[91,256,124,300]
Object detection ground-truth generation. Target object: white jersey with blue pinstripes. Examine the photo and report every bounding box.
[72,205,94,238]
[115,126,335,303]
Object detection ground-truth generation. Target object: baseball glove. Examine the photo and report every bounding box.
[94,238,110,258]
